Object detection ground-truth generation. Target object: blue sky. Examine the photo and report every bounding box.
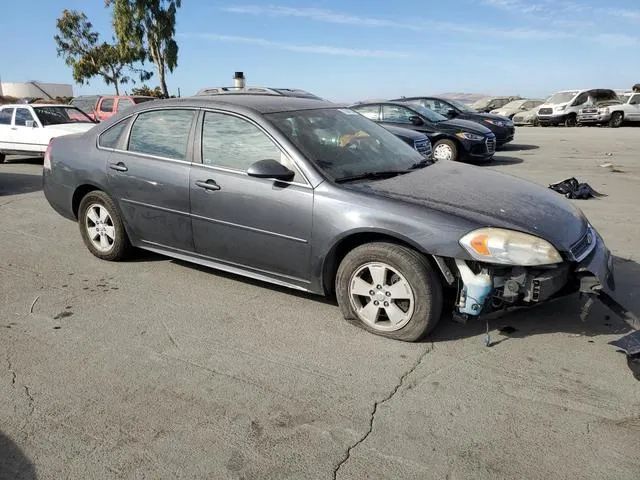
[1,0,639,101]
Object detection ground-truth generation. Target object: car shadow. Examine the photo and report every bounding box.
[0,173,43,196]
[0,431,37,480]
[498,144,540,152]
[480,155,524,166]
[3,156,43,165]
[430,256,639,345]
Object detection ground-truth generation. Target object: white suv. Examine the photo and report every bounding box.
[536,89,617,127]
[578,91,640,128]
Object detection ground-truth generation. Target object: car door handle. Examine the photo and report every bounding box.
[109,162,128,172]
[195,179,221,191]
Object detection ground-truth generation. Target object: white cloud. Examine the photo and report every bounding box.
[222,4,571,40]
[594,33,639,47]
[179,33,413,58]
[482,0,547,14]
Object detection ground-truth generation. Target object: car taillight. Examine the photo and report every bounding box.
[44,139,54,171]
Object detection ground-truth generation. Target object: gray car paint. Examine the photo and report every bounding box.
[43,95,590,296]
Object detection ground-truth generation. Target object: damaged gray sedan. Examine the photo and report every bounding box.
[43,95,614,341]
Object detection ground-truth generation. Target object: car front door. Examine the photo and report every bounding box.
[629,95,640,121]
[189,110,313,286]
[98,98,115,121]
[105,108,197,251]
[381,105,434,134]
[12,107,46,153]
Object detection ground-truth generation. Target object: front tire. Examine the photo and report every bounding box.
[609,112,623,128]
[432,139,458,162]
[78,191,130,261]
[335,243,443,342]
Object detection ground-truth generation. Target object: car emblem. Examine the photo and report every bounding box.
[586,232,593,245]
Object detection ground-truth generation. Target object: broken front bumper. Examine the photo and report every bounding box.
[451,231,615,318]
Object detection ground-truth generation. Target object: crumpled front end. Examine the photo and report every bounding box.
[445,227,615,321]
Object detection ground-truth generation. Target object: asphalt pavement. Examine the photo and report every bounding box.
[1,127,639,480]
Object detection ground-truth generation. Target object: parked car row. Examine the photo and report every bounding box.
[70,95,155,122]
[40,84,615,343]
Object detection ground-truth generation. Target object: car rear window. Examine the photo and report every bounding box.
[0,108,13,125]
[98,120,129,149]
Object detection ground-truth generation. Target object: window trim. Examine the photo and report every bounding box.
[381,104,414,125]
[14,107,37,127]
[195,108,311,188]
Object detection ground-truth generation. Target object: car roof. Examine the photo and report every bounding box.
[351,100,416,108]
[134,95,340,114]
[0,104,73,108]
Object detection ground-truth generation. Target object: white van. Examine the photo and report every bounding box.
[536,89,617,127]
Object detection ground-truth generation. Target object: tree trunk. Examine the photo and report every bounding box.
[158,65,168,98]
[114,81,120,95]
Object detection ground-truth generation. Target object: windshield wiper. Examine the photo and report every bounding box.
[334,170,410,183]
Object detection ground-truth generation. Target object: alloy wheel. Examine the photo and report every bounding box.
[85,203,116,253]
[433,143,454,161]
[348,262,415,331]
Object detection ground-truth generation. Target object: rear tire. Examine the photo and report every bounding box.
[432,139,458,162]
[564,114,577,127]
[78,191,130,261]
[335,242,443,342]
[609,112,623,128]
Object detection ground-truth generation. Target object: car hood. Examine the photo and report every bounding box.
[348,162,587,252]
[437,118,493,135]
[43,123,96,135]
[491,108,518,117]
[513,109,537,119]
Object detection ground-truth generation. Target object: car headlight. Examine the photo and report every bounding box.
[600,107,610,114]
[555,105,567,112]
[483,119,506,127]
[456,132,485,141]
[459,228,563,266]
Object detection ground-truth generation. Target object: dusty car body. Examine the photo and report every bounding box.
[42,95,614,342]
[491,99,544,119]
[512,108,540,126]
[578,91,640,127]
[470,96,522,113]
[537,89,618,127]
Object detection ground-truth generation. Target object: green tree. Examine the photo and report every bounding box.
[130,85,165,98]
[107,0,182,98]
[54,9,151,95]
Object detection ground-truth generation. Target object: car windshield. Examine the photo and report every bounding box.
[502,100,527,109]
[619,95,631,103]
[267,108,425,181]
[34,106,94,125]
[548,92,577,105]
[442,98,477,113]
[133,97,155,104]
[402,103,447,122]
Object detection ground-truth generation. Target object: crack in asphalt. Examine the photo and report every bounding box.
[6,355,17,387]
[332,343,433,479]
[24,385,35,415]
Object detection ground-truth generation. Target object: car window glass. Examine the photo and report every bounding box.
[99,120,129,149]
[573,93,589,106]
[354,105,379,120]
[381,105,413,124]
[201,112,301,182]
[15,108,35,126]
[128,109,195,160]
[101,99,114,112]
[116,99,134,112]
[0,108,13,125]
[630,95,640,105]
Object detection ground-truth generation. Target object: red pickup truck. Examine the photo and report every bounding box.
[70,95,155,122]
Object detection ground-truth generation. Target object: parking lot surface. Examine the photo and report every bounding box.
[1,127,639,480]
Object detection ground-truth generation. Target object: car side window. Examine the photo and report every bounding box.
[382,105,413,124]
[101,99,115,113]
[99,120,129,149]
[573,93,588,106]
[630,95,640,105]
[116,98,134,112]
[128,109,196,161]
[0,108,13,125]
[354,105,379,120]
[15,108,35,126]
[201,112,302,182]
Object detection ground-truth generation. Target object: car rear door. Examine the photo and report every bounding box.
[12,107,46,153]
[189,110,313,286]
[105,108,197,251]
[0,108,14,150]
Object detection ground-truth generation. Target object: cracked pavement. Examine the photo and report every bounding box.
[2,128,640,479]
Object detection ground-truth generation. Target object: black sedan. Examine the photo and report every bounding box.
[392,96,516,147]
[351,101,495,163]
[43,95,613,342]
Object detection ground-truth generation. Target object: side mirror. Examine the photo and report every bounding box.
[247,159,295,182]
[408,115,424,126]
[446,109,458,118]
[25,120,37,128]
